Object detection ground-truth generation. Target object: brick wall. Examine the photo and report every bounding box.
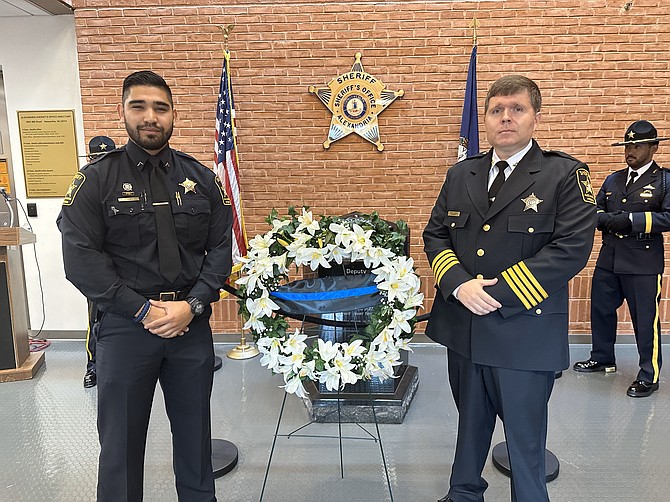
[72,0,670,334]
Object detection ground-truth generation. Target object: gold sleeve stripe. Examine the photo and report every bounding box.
[435,257,459,285]
[645,212,652,234]
[518,261,548,299]
[502,270,532,310]
[430,249,456,274]
[501,261,548,309]
[509,265,544,304]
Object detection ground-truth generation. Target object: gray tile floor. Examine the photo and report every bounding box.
[1,341,668,502]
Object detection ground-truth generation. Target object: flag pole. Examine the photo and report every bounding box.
[215,24,258,360]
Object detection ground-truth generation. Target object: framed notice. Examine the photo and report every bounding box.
[17,110,79,198]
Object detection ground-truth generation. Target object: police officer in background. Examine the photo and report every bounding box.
[424,75,596,502]
[574,120,669,398]
[58,71,232,501]
[82,136,116,389]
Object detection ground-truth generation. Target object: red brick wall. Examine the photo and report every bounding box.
[72,0,670,334]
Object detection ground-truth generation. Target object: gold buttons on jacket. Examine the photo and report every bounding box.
[622,198,627,203]
[450,222,456,228]
[476,274,484,279]
[528,227,535,233]
[482,224,491,232]
[477,249,485,256]
[535,308,542,315]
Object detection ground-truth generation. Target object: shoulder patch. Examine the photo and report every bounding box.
[215,175,232,206]
[63,172,86,206]
[576,168,596,205]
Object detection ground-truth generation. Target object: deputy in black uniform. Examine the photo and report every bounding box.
[82,135,116,389]
[424,75,596,502]
[58,71,232,502]
[574,120,669,398]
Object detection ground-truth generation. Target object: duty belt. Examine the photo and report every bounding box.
[142,290,190,301]
[614,232,655,240]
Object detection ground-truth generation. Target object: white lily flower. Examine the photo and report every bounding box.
[350,224,373,253]
[319,366,341,391]
[333,353,358,386]
[316,339,340,363]
[371,263,394,283]
[388,308,415,336]
[279,352,306,374]
[243,311,266,333]
[326,244,347,264]
[271,219,292,231]
[284,329,308,355]
[257,337,284,370]
[296,208,321,236]
[395,337,414,352]
[372,327,396,352]
[403,292,424,310]
[376,272,412,303]
[248,232,275,253]
[299,360,317,380]
[286,232,313,257]
[296,246,331,271]
[393,256,415,279]
[364,246,395,269]
[246,290,280,318]
[282,374,308,398]
[341,339,366,359]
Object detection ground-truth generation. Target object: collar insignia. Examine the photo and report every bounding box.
[521,193,543,212]
[179,178,197,194]
[643,184,655,190]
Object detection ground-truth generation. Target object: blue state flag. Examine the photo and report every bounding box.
[457,45,479,162]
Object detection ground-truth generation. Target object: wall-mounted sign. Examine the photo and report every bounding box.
[17,110,79,198]
[309,52,404,151]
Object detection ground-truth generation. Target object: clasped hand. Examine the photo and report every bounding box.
[456,277,502,315]
[142,300,193,338]
[605,211,632,235]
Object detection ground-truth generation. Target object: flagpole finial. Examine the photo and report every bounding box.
[219,24,235,51]
[469,17,480,46]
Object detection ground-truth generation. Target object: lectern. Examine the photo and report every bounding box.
[0,227,44,382]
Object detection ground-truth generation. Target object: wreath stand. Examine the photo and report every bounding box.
[258,313,397,502]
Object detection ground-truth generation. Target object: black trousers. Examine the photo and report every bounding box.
[447,349,555,502]
[85,301,97,373]
[590,266,663,383]
[96,310,216,502]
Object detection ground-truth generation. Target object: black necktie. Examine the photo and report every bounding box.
[148,157,181,283]
[626,171,638,189]
[488,160,509,205]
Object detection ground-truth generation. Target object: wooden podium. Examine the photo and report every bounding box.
[0,227,44,382]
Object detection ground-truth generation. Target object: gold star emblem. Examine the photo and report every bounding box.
[98,142,108,151]
[627,131,636,140]
[581,177,593,195]
[308,52,404,151]
[521,193,543,212]
[179,178,197,194]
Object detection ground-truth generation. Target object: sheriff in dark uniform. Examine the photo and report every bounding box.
[424,76,596,502]
[58,71,232,502]
[574,120,669,398]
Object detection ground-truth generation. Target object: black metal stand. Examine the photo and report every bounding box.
[259,390,394,502]
[211,354,239,478]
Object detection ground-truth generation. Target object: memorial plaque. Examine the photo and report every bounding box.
[17,110,79,198]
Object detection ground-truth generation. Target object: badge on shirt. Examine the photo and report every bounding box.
[521,193,543,212]
[62,172,85,206]
[179,177,197,194]
[576,168,596,205]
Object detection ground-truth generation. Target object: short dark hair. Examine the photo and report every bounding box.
[122,71,173,106]
[485,75,542,113]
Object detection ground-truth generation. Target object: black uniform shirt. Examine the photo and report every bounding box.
[58,141,233,317]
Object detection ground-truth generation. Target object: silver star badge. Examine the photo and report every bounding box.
[179,178,197,194]
[521,193,543,212]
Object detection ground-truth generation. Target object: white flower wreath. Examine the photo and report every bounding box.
[236,207,423,398]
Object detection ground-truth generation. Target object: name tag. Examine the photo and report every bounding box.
[447,211,460,217]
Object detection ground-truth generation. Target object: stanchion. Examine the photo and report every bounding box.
[227,318,259,360]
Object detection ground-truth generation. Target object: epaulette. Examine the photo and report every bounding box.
[456,151,488,165]
[544,149,581,163]
[174,150,210,170]
[81,148,122,170]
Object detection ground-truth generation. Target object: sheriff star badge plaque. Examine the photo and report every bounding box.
[309,52,404,151]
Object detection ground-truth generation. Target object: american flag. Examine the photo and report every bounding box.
[215,49,247,270]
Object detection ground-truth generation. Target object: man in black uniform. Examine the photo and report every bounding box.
[574,120,669,398]
[82,136,116,389]
[424,75,596,502]
[58,71,232,502]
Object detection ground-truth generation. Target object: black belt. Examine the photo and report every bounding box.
[142,290,190,301]
[614,232,655,240]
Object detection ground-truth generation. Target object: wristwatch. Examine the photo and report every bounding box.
[186,296,205,316]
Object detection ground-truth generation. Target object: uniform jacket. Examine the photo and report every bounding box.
[423,141,596,371]
[595,161,670,274]
[57,142,233,318]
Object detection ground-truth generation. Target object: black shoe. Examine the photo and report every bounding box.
[437,496,454,502]
[83,370,97,388]
[573,359,617,373]
[627,380,659,398]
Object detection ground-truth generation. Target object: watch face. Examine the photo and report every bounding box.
[194,303,204,315]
